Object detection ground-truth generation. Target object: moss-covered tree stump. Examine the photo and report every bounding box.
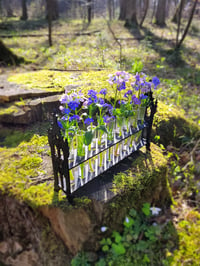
[39,143,171,254]
[0,40,25,66]
[153,101,200,147]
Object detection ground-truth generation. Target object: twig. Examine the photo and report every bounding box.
[102,16,122,69]
[183,138,200,170]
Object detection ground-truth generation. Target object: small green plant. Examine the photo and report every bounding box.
[131,60,143,74]
[71,252,90,266]
[97,203,175,265]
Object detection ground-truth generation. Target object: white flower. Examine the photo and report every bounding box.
[150,207,161,216]
[101,226,107,232]
[125,217,129,223]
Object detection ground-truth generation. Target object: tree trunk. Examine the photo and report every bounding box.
[46,0,59,21]
[0,40,24,66]
[175,0,184,46]
[171,0,186,23]
[119,0,126,20]
[155,0,167,26]
[125,0,138,27]
[176,0,198,49]
[140,0,149,27]
[46,0,53,46]
[107,0,114,21]
[87,0,92,24]
[21,0,28,20]
[0,0,3,16]
[4,0,14,17]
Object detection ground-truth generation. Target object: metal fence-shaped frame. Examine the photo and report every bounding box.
[48,91,157,201]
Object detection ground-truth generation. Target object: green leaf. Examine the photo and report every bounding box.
[129,208,137,217]
[123,216,134,228]
[83,131,93,146]
[111,243,126,255]
[102,245,109,252]
[136,240,149,251]
[96,125,108,133]
[143,254,150,263]
[112,231,122,243]
[142,203,151,216]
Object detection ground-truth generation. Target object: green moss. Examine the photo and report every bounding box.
[153,102,200,147]
[7,70,113,94]
[0,104,20,115]
[0,134,66,208]
[170,210,200,266]
[103,143,172,229]
[0,99,28,116]
[8,70,71,92]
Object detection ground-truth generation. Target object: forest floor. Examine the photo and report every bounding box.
[0,16,200,265]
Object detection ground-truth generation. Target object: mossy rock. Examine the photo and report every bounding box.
[153,101,200,147]
[7,70,112,94]
[102,143,172,229]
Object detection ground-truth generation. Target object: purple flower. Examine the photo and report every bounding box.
[135,74,140,82]
[69,115,80,122]
[117,81,126,91]
[60,94,72,104]
[132,95,141,105]
[99,88,107,95]
[118,71,130,82]
[124,90,133,98]
[99,98,105,105]
[108,74,117,85]
[84,117,94,125]
[103,115,114,124]
[107,104,113,110]
[68,100,79,111]
[82,100,89,107]
[88,90,98,98]
[88,96,98,105]
[71,90,85,102]
[141,82,151,93]
[118,100,126,104]
[64,108,70,115]
[152,76,160,88]
[140,94,148,100]
[61,116,68,121]
[57,121,63,129]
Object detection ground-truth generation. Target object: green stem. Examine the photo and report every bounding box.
[70,170,74,181]
[99,152,103,167]
[81,163,84,179]
[89,159,94,172]
[108,147,111,161]
[115,143,119,156]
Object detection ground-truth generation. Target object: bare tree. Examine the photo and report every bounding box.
[124,0,138,27]
[176,0,184,46]
[139,0,149,27]
[172,0,186,23]
[0,0,2,16]
[21,0,28,20]
[46,0,59,21]
[155,0,167,26]
[46,0,53,46]
[4,0,14,17]
[119,0,126,20]
[107,0,115,21]
[87,0,92,24]
[176,0,198,48]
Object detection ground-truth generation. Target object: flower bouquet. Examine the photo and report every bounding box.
[56,71,160,192]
